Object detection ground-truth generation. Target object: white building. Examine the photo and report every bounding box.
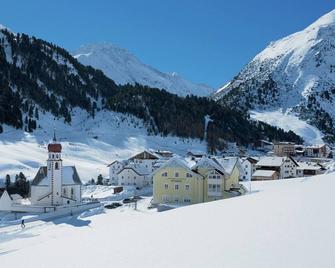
[296,162,324,177]
[255,156,298,180]
[106,160,127,185]
[240,157,259,181]
[30,137,83,206]
[117,164,151,188]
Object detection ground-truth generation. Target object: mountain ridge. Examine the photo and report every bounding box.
[73,42,214,97]
[213,9,335,143]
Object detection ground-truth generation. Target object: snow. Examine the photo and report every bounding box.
[250,109,324,144]
[252,169,276,177]
[1,173,335,267]
[72,43,214,97]
[214,9,335,139]
[0,108,206,182]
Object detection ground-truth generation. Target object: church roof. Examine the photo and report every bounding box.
[48,143,62,152]
[32,166,82,186]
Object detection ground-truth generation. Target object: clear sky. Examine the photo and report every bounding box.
[1,1,334,88]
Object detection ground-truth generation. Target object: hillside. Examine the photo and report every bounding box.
[214,9,335,143]
[0,26,302,156]
[73,43,214,97]
[1,172,335,267]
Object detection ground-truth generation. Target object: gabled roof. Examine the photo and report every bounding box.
[216,157,239,175]
[117,163,151,176]
[153,156,201,177]
[129,150,160,160]
[256,156,299,167]
[297,162,323,171]
[32,166,82,186]
[107,159,128,167]
[192,157,225,174]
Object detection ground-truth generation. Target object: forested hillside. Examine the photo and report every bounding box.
[0,28,302,153]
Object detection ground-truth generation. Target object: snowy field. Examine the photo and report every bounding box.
[250,109,324,144]
[1,172,335,267]
[0,108,206,182]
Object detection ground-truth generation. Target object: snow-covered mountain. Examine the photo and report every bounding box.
[73,43,214,97]
[214,9,335,143]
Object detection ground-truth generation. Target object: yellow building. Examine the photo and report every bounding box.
[152,158,204,205]
[153,156,244,206]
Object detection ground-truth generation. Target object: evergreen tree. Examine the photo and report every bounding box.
[5,174,11,189]
[96,174,104,185]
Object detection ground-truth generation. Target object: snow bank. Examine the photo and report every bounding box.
[1,173,335,267]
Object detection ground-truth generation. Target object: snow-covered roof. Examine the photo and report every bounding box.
[216,157,239,175]
[297,162,322,171]
[256,157,286,167]
[32,166,82,186]
[153,156,199,176]
[107,159,128,167]
[192,157,224,173]
[117,163,151,176]
[129,150,160,160]
[257,156,298,167]
[252,170,277,177]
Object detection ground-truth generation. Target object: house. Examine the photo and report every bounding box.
[152,156,244,206]
[273,142,296,156]
[152,157,204,205]
[215,157,242,190]
[30,136,83,206]
[117,163,151,188]
[128,150,160,173]
[305,144,329,158]
[255,156,298,179]
[240,157,259,181]
[106,160,127,185]
[296,162,324,177]
[254,140,274,152]
[252,170,279,180]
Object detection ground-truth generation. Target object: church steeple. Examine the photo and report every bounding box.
[53,128,57,143]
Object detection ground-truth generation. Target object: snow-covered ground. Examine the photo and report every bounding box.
[250,109,324,144]
[1,172,335,267]
[0,108,206,182]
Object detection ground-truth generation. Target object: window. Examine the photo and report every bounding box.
[184,198,191,203]
[164,184,168,189]
[55,162,59,170]
[174,197,179,203]
[175,172,179,177]
[162,172,168,177]
[185,184,190,190]
[186,173,192,178]
[175,184,179,190]
[71,188,74,196]
[63,188,66,195]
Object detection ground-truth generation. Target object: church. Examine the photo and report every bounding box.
[30,134,83,206]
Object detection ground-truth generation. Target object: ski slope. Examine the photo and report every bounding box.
[1,172,335,267]
[0,108,206,182]
[250,109,324,144]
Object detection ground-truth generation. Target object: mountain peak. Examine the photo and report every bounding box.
[214,9,335,142]
[72,42,214,97]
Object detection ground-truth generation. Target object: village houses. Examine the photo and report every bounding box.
[152,156,245,206]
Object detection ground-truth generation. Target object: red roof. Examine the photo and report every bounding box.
[48,143,62,152]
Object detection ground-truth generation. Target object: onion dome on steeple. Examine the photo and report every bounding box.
[48,129,62,152]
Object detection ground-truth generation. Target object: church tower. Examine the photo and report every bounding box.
[47,132,63,206]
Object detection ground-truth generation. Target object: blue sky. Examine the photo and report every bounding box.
[1,1,334,88]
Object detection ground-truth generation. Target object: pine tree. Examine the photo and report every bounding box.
[5,174,11,189]
[96,174,104,185]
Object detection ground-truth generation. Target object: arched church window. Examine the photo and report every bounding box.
[55,162,59,170]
